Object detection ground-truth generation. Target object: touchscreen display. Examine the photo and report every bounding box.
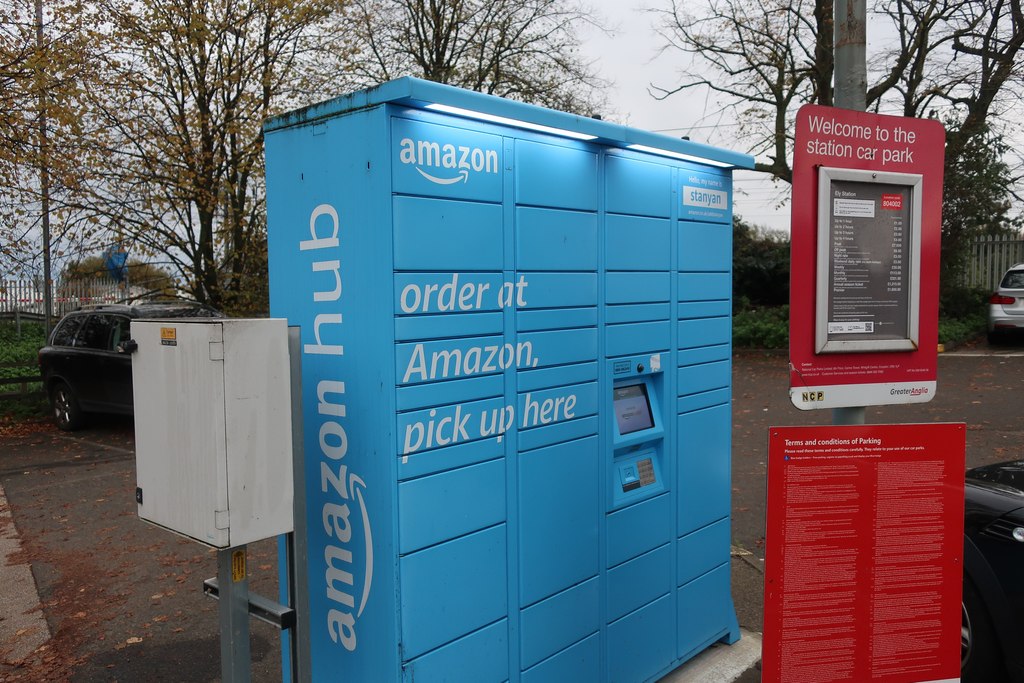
[614,384,654,435]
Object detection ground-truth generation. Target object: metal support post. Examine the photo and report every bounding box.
[217,545,252,683]
[287,327,311,682]
[834,0,867,427]
[832,407,866,425]
[834,0,867,111]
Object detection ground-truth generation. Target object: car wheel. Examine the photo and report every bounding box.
[961,577,1006,682]
[51,381,85,431]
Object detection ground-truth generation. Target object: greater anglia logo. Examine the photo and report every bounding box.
[399,137,499,185]
[891,386,929,396]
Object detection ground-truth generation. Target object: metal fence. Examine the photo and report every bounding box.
[0,278,130,318]
[964,236,1024,291]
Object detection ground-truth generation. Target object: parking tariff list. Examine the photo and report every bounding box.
[827,180,912,342]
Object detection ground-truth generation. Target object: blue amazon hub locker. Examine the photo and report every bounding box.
[264,78,753,683]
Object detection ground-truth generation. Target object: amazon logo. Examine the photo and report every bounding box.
[398,136,499,185]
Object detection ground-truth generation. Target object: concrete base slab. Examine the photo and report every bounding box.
[657,629,762,683]
[0,483,50,663]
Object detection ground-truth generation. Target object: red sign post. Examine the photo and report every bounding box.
[762,424,965,683]
[789,105,945,410]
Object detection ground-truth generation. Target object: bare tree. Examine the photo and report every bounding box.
[653,0,1024,289]
[340,0,608,115]
[935,0,1024,157]
[652,0,1024,184]
[79,0,343,314]
[12,0,605,314]
[650,0,833,182]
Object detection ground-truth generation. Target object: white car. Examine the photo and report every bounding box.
[988,264,1024,344]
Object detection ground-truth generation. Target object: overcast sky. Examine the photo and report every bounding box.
[583,1,1024,234]
[580,1,795,234]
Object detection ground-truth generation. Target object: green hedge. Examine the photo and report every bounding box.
[731,305,984,349]
[0,321,46,372]
[0,321,48,420]
[938,311,986,347]
[733,306,789,349]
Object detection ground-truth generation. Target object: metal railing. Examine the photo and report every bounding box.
[964,236,1024,291]
[0,278,131,318]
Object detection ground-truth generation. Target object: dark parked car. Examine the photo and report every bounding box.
[963,460,1024,682]
[37,302,222,430]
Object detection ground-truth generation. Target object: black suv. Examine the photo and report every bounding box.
[38,302,222,430]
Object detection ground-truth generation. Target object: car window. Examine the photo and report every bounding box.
[110,316,131,350]
[75,314,115,350]
[1001,270,1024,289]
[51,316,86,347]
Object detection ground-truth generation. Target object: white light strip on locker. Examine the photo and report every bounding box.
[424,103,599,141]
[626,144,735,168]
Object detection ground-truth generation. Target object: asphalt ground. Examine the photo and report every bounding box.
[2,339,1022,682]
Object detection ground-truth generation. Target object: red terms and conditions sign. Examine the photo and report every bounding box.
[763,424,965,683]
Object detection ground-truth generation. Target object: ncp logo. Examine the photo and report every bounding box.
[801,391,825,403]
[398,137,499,185]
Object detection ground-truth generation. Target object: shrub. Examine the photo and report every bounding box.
[733,306,789,349]
[936,285,988,346]
[0,321,47,368]
[938,311,986,346]
[939,285,989,320]
[733,218,790,310]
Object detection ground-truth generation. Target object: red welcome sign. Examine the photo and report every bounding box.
[789,105,945,410]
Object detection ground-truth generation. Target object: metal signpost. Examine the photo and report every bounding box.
[765,4,963,682]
